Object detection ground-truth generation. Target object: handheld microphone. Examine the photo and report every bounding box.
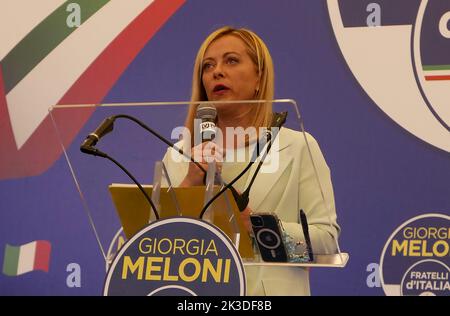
[195,104,251,213]
[196,104,217,141]
[196,104,221,186]
[199,111,288,219]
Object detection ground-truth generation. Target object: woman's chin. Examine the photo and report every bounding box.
[212,102,242,113]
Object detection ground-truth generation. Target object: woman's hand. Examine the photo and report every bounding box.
[232,187,253,234]
[240,206,253,235]
[180,141,224,187]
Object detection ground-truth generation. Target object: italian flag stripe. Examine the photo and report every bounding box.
[1,0,110,94]
[7,0,158,149]
[423,65,450,81]
[0,0,66,60]
[34,240,52,272]
[424,75,450,81]
[17,242,37,275]
[2,244,19,276]
[422,64,450,71]
[0,0,185,180]
[2,240,51,276]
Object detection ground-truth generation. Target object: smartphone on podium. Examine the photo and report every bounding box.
[250,213,288,262]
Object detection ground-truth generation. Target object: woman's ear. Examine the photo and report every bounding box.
[253,84,260,98]
[255,76,261,95]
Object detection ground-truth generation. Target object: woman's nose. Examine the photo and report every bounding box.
[213,64,224,79]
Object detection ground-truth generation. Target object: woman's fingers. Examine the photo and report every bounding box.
[202,142,224,160]
[240,207,253,234]
[192,142,224,164]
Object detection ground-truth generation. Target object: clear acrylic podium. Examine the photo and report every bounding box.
[49,99,348,295]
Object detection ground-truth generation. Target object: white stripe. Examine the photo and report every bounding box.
[17,241,37,275]
[6,0,154,149]
[423,69,450,77]
[0,0,66,60]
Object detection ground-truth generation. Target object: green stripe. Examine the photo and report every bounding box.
[2,244,20,276]
[1,0,110,94]
[422,65,450,71]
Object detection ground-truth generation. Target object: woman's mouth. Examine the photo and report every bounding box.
[212,84,230,95]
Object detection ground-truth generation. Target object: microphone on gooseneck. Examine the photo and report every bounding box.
[79,115,160,220]
[80,116,115,157]
[235,111,288,210]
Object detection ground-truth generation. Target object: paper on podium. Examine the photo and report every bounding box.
[108,183,254,259]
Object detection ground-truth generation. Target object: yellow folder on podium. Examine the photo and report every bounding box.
[108,183,254,259]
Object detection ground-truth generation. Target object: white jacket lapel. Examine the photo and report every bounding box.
[244,128,293,210]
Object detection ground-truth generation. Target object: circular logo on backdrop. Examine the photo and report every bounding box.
[413,0,450,132]
[106,228,127,272]
[103,217,246,296]
[327,0,450,152]
[380,213,449,296]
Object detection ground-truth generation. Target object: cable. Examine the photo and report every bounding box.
[199,129,273,219]
[81,112,285,221]
[113,114,206,173]
[103,153,159,220]
[198,111,286,219]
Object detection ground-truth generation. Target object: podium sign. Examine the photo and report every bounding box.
[103,217,246,296]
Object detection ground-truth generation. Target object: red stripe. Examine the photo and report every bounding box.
[33,240,51,272]
[0,0,185,180]
[425,75,450,81]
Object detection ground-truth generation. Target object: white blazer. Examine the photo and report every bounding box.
[162,127,340,296]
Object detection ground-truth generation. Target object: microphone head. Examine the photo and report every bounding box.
[196,104,217,121]
[196,104,217,141]
[270,111,288,129]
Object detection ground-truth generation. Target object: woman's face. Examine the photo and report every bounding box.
[201,35,260,104]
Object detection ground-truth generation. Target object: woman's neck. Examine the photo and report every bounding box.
[216,106,256,149]
[216,106,253,129]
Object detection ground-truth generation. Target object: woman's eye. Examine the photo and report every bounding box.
[202,63,213,70]
[227,57,238,64]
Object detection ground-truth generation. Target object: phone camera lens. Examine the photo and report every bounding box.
[256,229,281,249]
[250,216,264,227]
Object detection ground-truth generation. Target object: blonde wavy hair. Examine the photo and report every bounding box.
[185,26,275,142]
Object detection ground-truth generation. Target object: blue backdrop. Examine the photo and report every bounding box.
[0,0,448,295]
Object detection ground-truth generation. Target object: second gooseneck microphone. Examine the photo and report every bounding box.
[80,116,115,157]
